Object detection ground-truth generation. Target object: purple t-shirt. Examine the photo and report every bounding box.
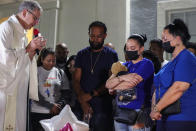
[119,58,154,109]
[154,49,196,121]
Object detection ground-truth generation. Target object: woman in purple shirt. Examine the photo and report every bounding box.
[106,34,154,131]
[150,19,196,131]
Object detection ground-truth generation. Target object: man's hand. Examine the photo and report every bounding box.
[31,36,46,51]
[50,103,61,115]
[26,36,47,60]
[80,92,92,102]
[80,101,93,115]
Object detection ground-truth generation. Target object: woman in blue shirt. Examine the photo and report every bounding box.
[150,19,196,131]
[106,34,154,131]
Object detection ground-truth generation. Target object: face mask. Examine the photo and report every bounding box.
[89,39,104,50]
[162,41,175,53]
[126,50,139,60]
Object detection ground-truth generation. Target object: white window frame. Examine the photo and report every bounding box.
[157,0,196,38]
[157,0,196,59]
[167,8,196,23]
[168,9,196,41]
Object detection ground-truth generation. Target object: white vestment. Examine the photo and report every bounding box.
[0,15,38,131]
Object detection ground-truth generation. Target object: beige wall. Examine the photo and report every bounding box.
[0,0,129,60]
[57,0,128,61]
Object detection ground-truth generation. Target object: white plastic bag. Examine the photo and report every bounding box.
[40,105,89,131]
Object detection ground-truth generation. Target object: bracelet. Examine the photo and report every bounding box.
[153,105,160,112]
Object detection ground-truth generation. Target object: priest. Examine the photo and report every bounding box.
[0,1,45,131]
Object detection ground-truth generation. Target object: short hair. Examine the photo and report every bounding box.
[150,39,163,49]
[128,34,147,47]
[37,48,55,66]
[143,50,161,74]
[186,42,196,50]
[164,19,190,46]
[66,55,77,67]
[88,21,107,34]
[56,43,68,50]
[18,0,43,13]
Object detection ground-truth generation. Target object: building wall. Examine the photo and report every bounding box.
[130,0,157,49]
[57,0,127,60]
[0,0,128,60]
[57,0,96,57]
[157,0,196,38]
[1,0,195,60]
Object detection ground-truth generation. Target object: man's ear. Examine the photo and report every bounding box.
[103,33,107,39]
[22,9,28,17]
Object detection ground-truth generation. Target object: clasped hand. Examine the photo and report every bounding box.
[79,92,92,102]
[31,36,46,51]
[110,73,142,91]
[50,103,61,115]
[26,36,47,54]
[150,110,162,121]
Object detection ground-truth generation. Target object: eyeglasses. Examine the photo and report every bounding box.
[27,10,40,22]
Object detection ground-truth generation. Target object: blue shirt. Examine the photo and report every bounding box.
[154,49,196,121]
[119,58,154,109]
[75,46,118,112]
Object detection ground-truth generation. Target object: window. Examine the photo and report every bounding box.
[157,0,196,60]
[168,9,196,42]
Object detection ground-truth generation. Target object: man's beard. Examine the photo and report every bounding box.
[89,39,104,50]
[56,57,67,64]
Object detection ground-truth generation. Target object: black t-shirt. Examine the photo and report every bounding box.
[75,46,118,112]
[75,46,118,92]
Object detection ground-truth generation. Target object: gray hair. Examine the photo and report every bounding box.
[18,0,43,13]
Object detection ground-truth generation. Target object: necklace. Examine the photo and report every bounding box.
[90,51,102,74]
